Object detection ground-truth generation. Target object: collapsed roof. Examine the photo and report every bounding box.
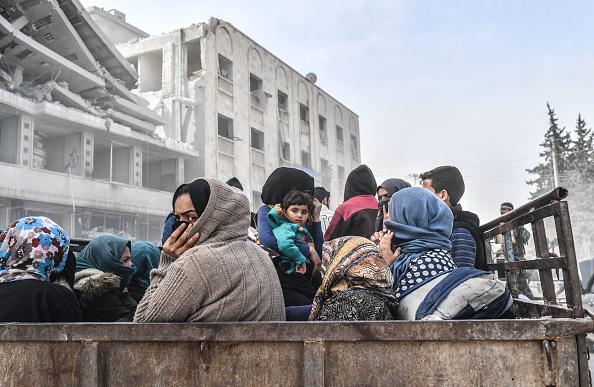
[0,0,163,134]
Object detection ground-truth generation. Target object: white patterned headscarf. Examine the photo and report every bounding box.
[0,216,70,284]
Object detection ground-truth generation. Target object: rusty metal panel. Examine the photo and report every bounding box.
[100,342,303,387]
[0,342,83,387]
[324,341,552,386]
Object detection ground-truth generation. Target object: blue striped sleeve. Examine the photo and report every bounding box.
[450,227,477,268]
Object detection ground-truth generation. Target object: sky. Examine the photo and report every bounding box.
[83,0,594,223]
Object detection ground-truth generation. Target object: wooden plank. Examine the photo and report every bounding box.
[555,203,584,318]
[482,203,558,240]
[303,341,325,387]
[538,269,558,305]
[487,257,568,271]
[531,219,549,258]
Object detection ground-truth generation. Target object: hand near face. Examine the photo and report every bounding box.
[163,222,200,259]
[379,231,400,266]
[312,198,322,222]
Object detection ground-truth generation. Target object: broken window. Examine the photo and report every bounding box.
[111,142,131,184]
[299,104,309,123]
[92,138,111,181]
[34,126,82,175]
[319,115,327,145]
[301,151,311,169]
[218,114,234,139]
[321,158,331,188]
[278,91,288,112]
[142,150,178,192]
[251,127,264,151]
[128,56,139,72]
[186,39,202,78]
[218,54,233,81]
[338,166,345,188]
[138,50,163,92]
[281,142,291,161]
[336,125,344,143]
[0,115,19,164]
[250,74,262,92]
[351,134,359,159]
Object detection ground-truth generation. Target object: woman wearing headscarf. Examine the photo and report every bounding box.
[128,241,160,303]
[134,179,285,322]
[308,236,397,321]
[0,216,81,322]
[375,178,411,232]
[382,187,512,320]
[74,235,137,322]
[256,167,324,307]
[324,165,379,241]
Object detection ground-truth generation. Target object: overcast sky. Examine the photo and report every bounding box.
[83,0,594,223]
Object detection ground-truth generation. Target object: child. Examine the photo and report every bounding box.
[267,190,318,274]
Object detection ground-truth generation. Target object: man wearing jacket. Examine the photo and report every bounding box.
[420,166,486,270]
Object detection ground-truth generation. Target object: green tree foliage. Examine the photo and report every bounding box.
[526,103,572,199]
[527,105,594,259]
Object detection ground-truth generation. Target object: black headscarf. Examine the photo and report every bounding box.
[172,179,211,217]
[344,165,377,201]
[377,178,411,197]
[226,177,244,191]
[260,167,314,205]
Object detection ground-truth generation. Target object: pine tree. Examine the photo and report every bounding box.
[568,114,593,175]
[526,103,572,198]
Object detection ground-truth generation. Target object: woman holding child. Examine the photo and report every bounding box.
[257,167,324,307]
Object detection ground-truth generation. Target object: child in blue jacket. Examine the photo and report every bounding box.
[267,190,317,274]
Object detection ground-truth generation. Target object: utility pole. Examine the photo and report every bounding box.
[551,137,560,188]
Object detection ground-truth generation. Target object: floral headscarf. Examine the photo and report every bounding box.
[0,216,70,284]
[308,236,397,320]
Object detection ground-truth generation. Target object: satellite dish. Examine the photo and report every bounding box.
[306,73,317,84]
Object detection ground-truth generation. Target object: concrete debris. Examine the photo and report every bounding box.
[0,0,161,136]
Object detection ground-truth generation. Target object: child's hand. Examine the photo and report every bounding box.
[295,263,307,274]
[309,247,321,274]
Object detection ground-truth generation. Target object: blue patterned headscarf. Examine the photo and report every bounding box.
[76,235,136,289]
[384,187,453,283]
[0,216,70,283]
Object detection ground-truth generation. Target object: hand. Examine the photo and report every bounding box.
[295,263,307,274]
[370,231,385,245]
[162,222,200,259]
[312,198,322,222]
[379,231,400,266]
[309,247,321,274]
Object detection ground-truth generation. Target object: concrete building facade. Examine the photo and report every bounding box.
[0,2,360,244]
[98,13,361,209]
[0,1,196,242]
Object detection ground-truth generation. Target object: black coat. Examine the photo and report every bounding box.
[74,269,137,322]
[0,279,81,322]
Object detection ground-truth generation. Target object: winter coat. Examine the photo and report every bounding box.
[0,279,81,322]
[452,206,486,269]
[267,206,314,273]
[134,179,285,322]
[325,165,379,241]
[74,268,137,322]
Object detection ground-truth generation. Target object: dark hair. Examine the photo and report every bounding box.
[172,184,191,209]
[420,166,465,206]
[501,202,514,210]
[282,190,314,214]
[314,187,330,202]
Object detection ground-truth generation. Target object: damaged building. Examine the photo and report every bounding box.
[0,0,197,241]
[89,8,361,209]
